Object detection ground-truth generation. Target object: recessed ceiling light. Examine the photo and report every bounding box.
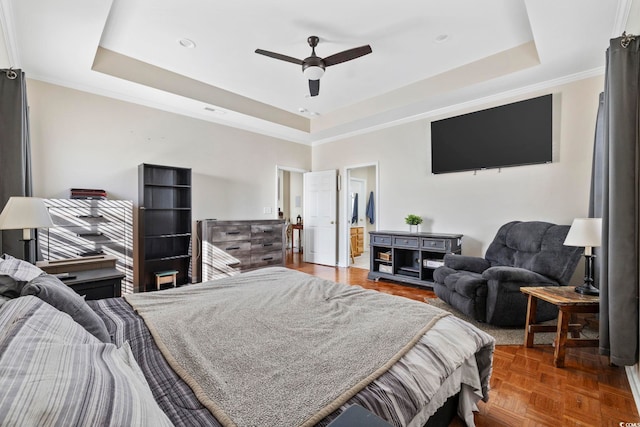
[179,38,196,48]
[434,34,450,43]
[204,106,226,115]
[297,108,320,117]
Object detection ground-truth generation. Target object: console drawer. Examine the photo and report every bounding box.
[421,238,446,251]
[393,236,419,248]
[371,235,392,245]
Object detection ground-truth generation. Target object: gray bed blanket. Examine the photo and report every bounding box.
[124,267,450,427]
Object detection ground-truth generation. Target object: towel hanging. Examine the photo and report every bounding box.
[351,193,359,224]
[366,191,375,224]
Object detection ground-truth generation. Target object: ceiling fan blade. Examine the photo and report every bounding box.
[255,49,304,65]
[309,79,320,97]
[323,45,372,67]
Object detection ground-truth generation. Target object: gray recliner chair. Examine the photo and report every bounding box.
[432,221,582,327]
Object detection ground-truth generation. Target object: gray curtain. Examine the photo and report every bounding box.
[591,34,639,366]
[0,69,33,259]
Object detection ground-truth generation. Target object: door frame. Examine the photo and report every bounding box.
[340,162,379,268]
[274,165,308,220]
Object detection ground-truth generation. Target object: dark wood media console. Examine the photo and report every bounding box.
[367,231,462,288]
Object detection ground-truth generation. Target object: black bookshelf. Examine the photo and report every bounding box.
[138,163,192,291]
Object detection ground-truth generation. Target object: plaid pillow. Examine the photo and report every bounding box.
[0,253,44,281]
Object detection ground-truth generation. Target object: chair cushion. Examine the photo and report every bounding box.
[432,280,487,323]
[484,221,582,284]
[435,268,487,299]
[482,266,558,285]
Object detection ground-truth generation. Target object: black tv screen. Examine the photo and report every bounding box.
[430,94,552,174]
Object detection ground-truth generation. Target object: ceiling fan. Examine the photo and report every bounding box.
[255,36,372,97]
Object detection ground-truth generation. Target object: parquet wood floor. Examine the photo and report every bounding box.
[285,253,640,426]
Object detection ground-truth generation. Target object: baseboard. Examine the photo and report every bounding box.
[625,365,640,414]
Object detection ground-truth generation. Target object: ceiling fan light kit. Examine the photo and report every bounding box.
[255,35,372,97]
[302,64,325,80]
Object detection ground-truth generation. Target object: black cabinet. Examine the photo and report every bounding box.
[368,231,462,288]
[62,268,125,300]
[138,163,192,292]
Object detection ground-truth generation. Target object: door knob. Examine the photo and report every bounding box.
[330,221,335,224]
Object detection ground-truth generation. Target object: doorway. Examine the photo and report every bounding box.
[276,166,306,254]
[343,163,378,269]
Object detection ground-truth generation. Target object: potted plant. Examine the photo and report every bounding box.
[404,214,423,233]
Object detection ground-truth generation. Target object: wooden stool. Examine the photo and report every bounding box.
[155,270,178,290]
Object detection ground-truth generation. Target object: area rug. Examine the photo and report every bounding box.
[424,297,556,345]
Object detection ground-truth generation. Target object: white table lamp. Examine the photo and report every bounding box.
[563,218,602,295]
[0,197,55,263]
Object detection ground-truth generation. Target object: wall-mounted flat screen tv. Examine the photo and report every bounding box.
[430,94,552,174]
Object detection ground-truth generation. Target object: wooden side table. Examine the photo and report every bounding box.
[521,286,599,367]
[291,223,303,253]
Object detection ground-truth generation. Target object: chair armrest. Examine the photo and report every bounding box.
[482,266,557,286]
[444,254,490,274]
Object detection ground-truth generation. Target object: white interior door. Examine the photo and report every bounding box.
[303,170,337,266]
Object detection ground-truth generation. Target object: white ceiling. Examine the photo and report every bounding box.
[0,0,635,145]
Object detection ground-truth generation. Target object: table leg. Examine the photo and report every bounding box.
[524,294,538,347]
[554,309,570,368]
[570,313,581,338]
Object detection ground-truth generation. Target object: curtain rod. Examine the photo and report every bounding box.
[621,31,637,48]
[3,68,17,80]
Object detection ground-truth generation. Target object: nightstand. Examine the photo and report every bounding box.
[59,268,124,300]
[521,286,599,368]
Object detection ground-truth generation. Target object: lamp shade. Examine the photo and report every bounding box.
[563,218,602,248]
[0,197,55,230]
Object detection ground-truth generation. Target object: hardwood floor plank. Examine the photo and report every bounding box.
[285,254,640,425]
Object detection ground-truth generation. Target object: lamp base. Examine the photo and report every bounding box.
[574,283,599,296]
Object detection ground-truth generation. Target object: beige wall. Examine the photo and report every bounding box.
[26,80,311,221]
[313,76,603,270]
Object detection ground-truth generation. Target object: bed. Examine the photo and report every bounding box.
[0,256,494,427]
